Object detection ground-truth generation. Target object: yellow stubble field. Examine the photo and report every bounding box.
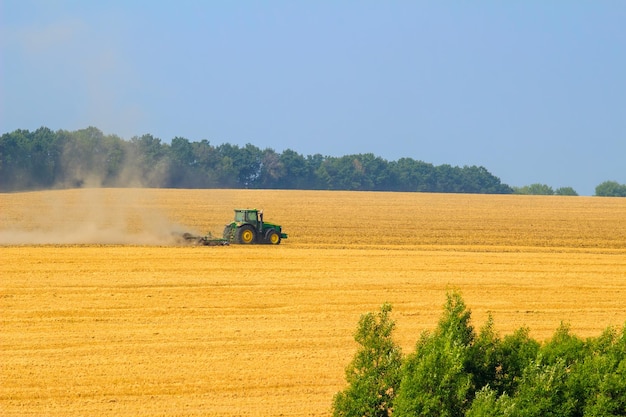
[1,188,625,416]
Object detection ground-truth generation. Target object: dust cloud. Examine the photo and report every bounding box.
[0,188,192,245]
[0,132,199,245]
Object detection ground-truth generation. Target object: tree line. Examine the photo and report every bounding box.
[512,182,626,197]
[1,126,624,195]
[0,126,511,193]
[333,292,626,417]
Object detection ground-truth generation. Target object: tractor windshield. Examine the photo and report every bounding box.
[234,211,245,222]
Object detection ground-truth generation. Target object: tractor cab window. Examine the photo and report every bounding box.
[234,210,259,223]
[246,211,258,222]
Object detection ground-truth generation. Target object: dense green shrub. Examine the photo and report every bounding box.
[495,327,540,395]
[595,181,626,197]
[465,387,516,417]
[332,293,626,417]
[394,292,475,417]
[332,303,402,417]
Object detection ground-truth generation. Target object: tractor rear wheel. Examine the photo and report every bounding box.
[236,225,256,244]
[265,229,281,245]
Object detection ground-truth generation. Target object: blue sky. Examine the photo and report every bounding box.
[1,1,624,195]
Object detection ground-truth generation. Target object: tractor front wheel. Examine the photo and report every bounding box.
[237,225,256,244]
[265,229,281,245]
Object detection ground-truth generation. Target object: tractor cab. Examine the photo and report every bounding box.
[234,209,261,225]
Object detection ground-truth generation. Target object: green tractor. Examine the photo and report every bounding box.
[223,209,288,245]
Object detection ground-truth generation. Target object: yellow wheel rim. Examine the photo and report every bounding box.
[270,233,280,244]
[241,229,254,243]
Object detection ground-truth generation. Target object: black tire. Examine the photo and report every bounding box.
[265,229,281,245]
[223,226,233,240]
[236,225,256,244]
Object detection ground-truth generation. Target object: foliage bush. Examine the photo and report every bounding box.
[333,292,626,417]
[595,181,626,197]
[555,186,578,196]
[512,183,555,195]
[332,303,402,417]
